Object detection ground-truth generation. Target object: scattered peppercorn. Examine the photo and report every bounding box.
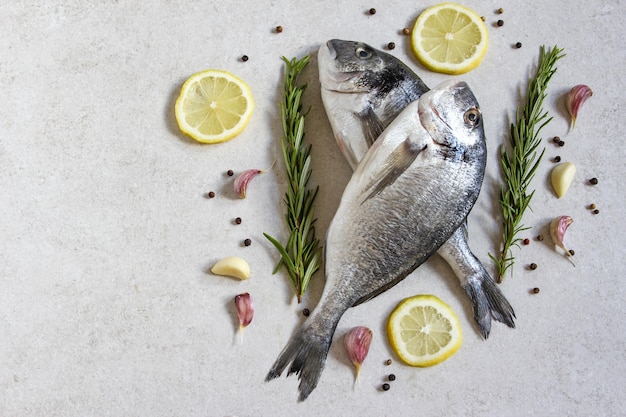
[244,238,252,246]
[537,235,544,241]
[388,374,396,381]
[552,136,561,143]
[515,42,522,49]
[496,19,504,27]
[387,42,396,50]
[206,191,216,198]
[227,169,234,176]
[382,383,390,391]
[589,177,598,185]
[480,16,486,21]
[385,359,392,365]
[496,7,504,14]
[558,140,565,147]
[241,55,249,62]
[589,203,596,210]
[303,308,310,317]
[593,209,600,214]
[569,249,575,256]
[402,27,411,35]
[235,217,242,225]
[276,25,283,33]
[529,263,538,270]
[554,156,561,163]
[531,287,540,294]
[369,8,376,15]
[523,238,530,245]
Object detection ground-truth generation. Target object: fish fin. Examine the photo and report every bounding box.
[361,138,426,204]
[356,105,385,148]
[463,269,516,339]
[266,318,338,401]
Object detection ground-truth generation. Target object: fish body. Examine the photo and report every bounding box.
[318,39,515,337]
[267,80,487,401]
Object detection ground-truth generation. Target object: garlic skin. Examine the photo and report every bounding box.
[344,326,373,382]
[235,292,254,329]
[550,216,575,263]
[233,162,274,198]
[234,169,263,198]
[565,84,593,131]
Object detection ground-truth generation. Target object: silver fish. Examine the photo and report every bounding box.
[318,39,515,338]
[267,80,487,401]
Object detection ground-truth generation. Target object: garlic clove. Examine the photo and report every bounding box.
[211,256,251,280]
[565,84,593,131]
[344,326,373,383]
[550,162,576,198]
[550,216,575,265]
[233,162,275,199]
[234,292,254,344]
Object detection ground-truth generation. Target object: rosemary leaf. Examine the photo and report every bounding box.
[491,45,565,282]
[265,55,322,303]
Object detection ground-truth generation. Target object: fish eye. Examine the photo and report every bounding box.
[355,47,372,59]
[464,108,481,126]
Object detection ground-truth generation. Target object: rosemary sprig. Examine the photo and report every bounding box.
[490,45,565,282]
[264,55,321,303]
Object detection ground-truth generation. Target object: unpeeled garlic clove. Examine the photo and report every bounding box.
[344,326,373,383]
[550,216,575,266]
[233,162,274,198]
[211,256,251,280]
[550,162,576,198]
[565,84,593,131]
[235,292,254,344]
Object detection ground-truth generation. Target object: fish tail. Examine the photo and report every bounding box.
[463,268,516,339]
[266,318,337,401]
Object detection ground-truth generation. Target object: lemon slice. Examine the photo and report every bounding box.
[387,294,462,367]
[175,70,254,143]
[411,2,489,75]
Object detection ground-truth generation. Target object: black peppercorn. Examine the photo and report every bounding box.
[593,209,600,214]
[243,238,252,246]
[496,19,504,26]
[554,156,561,163]
[388,374,396,381]
[589,177,598,185]
[531,287,540,294]
[387,42,396,50]
[369,8,376,15]
[241,55,249,62]
[515,42,522,49]
[552,136,561,143]
[303,308,310,317]
[235,217,242,225]
[206,191,215,198]
[382,383,390,391]
[523,238,530,245]
[227,169,234,176]
[529,263,537,270]
[569,249,575,256]
[558,140,565,147]
[276,25,283,33]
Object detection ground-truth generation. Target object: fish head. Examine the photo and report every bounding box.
[418,80,485,154]
[318,39,398,93]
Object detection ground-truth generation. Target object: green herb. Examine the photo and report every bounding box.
[490,45,565,282]
[264,55,321,303]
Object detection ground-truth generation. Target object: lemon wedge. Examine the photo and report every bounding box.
[411,2,489,75]
[387,294,462,367]
[175,69,254,143]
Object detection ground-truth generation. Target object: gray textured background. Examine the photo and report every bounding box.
[1,1,624,416]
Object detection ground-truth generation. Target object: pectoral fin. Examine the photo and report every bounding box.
[362,138,427,204]
[357,106,385,148]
